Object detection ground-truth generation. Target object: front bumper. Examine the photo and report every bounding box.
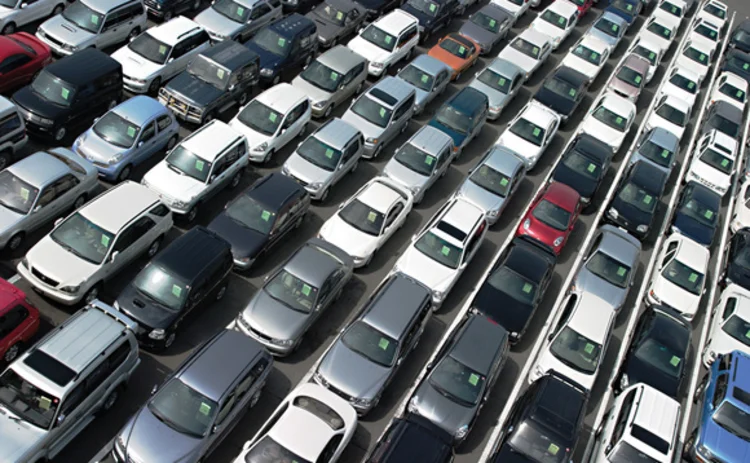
[159,93,205,124]
[234,317,296,356]
[362,140,380,158]
[312,374,377,415]
[36,31,77,56]
[123,75,152,94]
[17,263,83,305]
[367,62,387,77]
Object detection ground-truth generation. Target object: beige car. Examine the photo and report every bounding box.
[607,53,650,103]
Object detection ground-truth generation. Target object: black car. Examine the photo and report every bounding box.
[730,19,750,53]
[246,14,319,85]
[606,161,667,241]
[471,237,555,345]
[12,48,122,143]
[493,373,588,463]
[552,133,614,206]
[366,413,455,463]
[208,172,310,270]
[144,0,201,22]
[701,100,744,139]
[159,40,259,125]
[307,0,367,48]
[280,0,319,14]
[533,66,589,124]
[726,228,750,290]
[401,0,461,43]
[721,48,750,84]
[353,0,400,21]
[672,181,721,247]
[615,306,691,399]
[115,226,234,350]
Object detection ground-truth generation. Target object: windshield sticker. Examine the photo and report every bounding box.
[533,127,541,137]
[330,72,339,81]
[172,284,182,297]
[649,52,655,60]
[738,90,745,99]
[670,355,681,367]
[489,19,496,27]
[159,45,167,55]
[558,16,566,25]
[689,273,698,283]
[584,343,595,354]
[643,194,653,205]
[261,210,271,221]
[301,284,312,296]
[441,245,450,256]
[278,37,286,47]
[425,155,434,166]
[468,373,479,386]
[635,75,642,84]
[661,149,670,158]
[336,11,344,20]
[379,338,389,350]
[699,53,707,63]
[379,108,386,118]
[37,396,52,411]
[500,177,509,186]
[670,5,677,13]
[217,68,225,79]
[615,116,623,125]
[587,163,596,173]
[61,88,70,100]
[663,28,670,37]
[237,5,244,15]
[421,74,429,83]
[367,211,377,222]
[385,35,392,44]
[745,63,750,70]
[688,81,696,90]
[19,188,29,201]
[569,88,577,97]
[195,159,205,172]
[127,126,136,138]
[522,283,532,294]
[591,52,599,60]
[199,402,211,416]
[498,77,507,86]
[458,46,466,55]
[91,14,99,25]
[325,148,334,159]
[429,3,436,12]
[746,329,750,339]
[532,46,539,55]
[626,3,633,10]
[611,23,619,32]
[269,113,277,123]
[705,210,714,219]
[101,235,110,247]
[721,158,730,167]
[548,444,560,455]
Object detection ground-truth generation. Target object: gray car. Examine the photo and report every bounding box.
[0,148,98,251]
[382,126,454,204]
[395,55,452,116]
[313,273,432,415]
[292,45,368,119]
[282,118,363,201]
[572,224,642,312]
[587,11,628,50]
[195,0,282,42]
[408,313,509,445]
[113,330,273,463]
[468,58,524,120]
[307,0,367,48]
[628,127,680,178]
[458,4,512,55]
[235,238,354,355]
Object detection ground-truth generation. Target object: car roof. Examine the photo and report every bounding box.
[549,0,578,15]
[257,83,309,112]
[484,146,525,175]
[149,16,204,45]
[368,76,415,107]
[659,92,691,112]
[684,180,721,208]
[449,314,507,374]
[439,198,484,236]
[80,182,159,233]
[529,374,587,441]
[671,232,710,269]
[112,96,168,126]
[200,40,259,70]
[408,126,454,155]
[703,129,737,157]
[630,161,667,193]
[644,127,680,151]
[235,0,262,7]
[652,8,682,27]
[523,100,559,126]
[568,292,614,342]
[286,240,344,287]
[150,227,228,283]
[316,45,367,73]
[543,181,580,211]
[180,121,244,162]
[710,99,743,120]
[374,9,418,35]
[728,351,750,396]
[363,274,431,340]
[628,384,681,454]
[506,239,555,282]
[357,177,406,213]
[46,48,120,86]
[478,3,513,21]
[517,27,552,46]
[487,57,524,79]
[579,34,610,52]
[408,54,453,76]
[82,0,135,13]
[444,33,477,51]
[646,306,690,350]
[622,53,651,72]
[600,10,628,25]
[269,13,315,37]
[0,36,30,59]
[555,66,589,87]
[447,87,488,115]
[326,0,358,11]
[633,35,662,52]
[387,414,453,458]
[719,71,749,90]
[685,36,715,52]
[245,173,304,211]
[314,118,361,150]
[9,150,72,188]
[601,92,637,115]
[597,224,642,266]
[572,133,613,164]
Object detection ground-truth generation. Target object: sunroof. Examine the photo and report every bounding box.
[23,351,76,387]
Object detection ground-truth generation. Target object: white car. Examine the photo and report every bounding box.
[646,232,709,322]
[347,9,419,77]
[691,17,722,45]
[112,16,211,94]
[657,0,687,22]
[0,0,64,35]
[675,36,716,82]
[319,177,413,268]
[660,66,701,109]
[230,83,311,163]
[490,0,529,25]
[702,284,750,367]
[646,93,692,141]
[392,197,487,307]
[142,120,248,222]
[731,181,750,233]
[579,92,636,153]
[697,0,728,30]
[561,35,611,84]
[495,100,561,170]
[498,28,553,82]
[687,129,737,196]
[710,71,748,111]
[628,36,664,84]
[233,383,357,463]
[638,10,681,54]
[530,0,579,51]
[16,181,173,305]
[529,291,616,391]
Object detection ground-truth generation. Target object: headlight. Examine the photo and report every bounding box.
[72,137,82,151]
[253,142,269,153]
[149,328,166,340]
[271,338,294,346]
[407,398,419,413]
[409,185,421,195]
[281,165,290,176]
[129,77,147,84]
[60,284,81,294]
[522,218,531,230]
[366,137,378,144]
[236,256,255,266]
[351,397,373,407]
[107,153,125,166]
[172,199,190,209]
[20,257,28,269]
[509,331,519,340]
[489,105,502,112]
[608,208,619,219]
[312,370,328,386]
[433,289,444,302]
[553,236,564,247]
[62,43,78,52]
[38,117,54,126]
[619,373,629,390]
[636,224,648,233]
[155,3,161,8]
[308,181,324,190]
[455,424,469,440]
[288,0,298,4]
[313,100,327,109]
[671,226,681,235]
[488,209,499,219]
[319,36,328,44]
[414,103,423,113]
[697,444,714,459]
[260,68,273,77]
[371,62,384,69]
[649,289,661,304]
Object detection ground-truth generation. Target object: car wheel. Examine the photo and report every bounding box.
[229,172,241,188]
[215,283,227,301]
[52,3,64,15]
[298,123,307,138]
[117,165,132,183]
[3,343,21,363]
[320,187,329,202]
[147,236,162,258]
[0,151,10,171]
[351,160,358,173]
[323,104,333,118]
[203,110,217,124]
[186,205,199,222]
[192,0,201,10]
[694,373,708,403]
[101,387,120,412]
[163,10,173,21]
[73,194,86,210]
[249,389,262,407]
[295,214,304,228]
[683,430,697,460]
[7,232,24,252]
[166,134,178,151]
[238,91,249,106]
[54,127,66,142]
[127,27,140,43]
[271,75,281,85]
[83,284,101,305]
[164,331,176,349]
[1,22,16,35]
[148,77,162,95]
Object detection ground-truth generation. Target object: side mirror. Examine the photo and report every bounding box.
[212,424,220,434]
[129,35,136,43]
[229,84,236,91]
[297,141,303,148]
[168,57,175,63]
[263,274,270,283]
[20,2,27,7]
[396,357,403,366]
[210,175,217,183]
[138,141,144,148]
[151,384,158,395]
[315,303,323,311]
[547,332,554,341]
[94,117,100,123]
[357,28,364,34]
[110,250,119,262]
[56,414,66,426]
[33,205,41,213]
[54,218,64,227]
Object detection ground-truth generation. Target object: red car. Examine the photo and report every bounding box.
[0,278,40,362]
[568,0,594,15]
[0,33,52,95]
[516,181,581,255]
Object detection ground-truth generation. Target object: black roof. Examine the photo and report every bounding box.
[324,0,359,13]
[480,3,513,21]
[639,307,691,353]
[570,133,612,164]
[46,48,121,86]
[152,226,231,283]
[554,66,589,88]
[244,173,306,212]
[450,314,508,374]
[505,238,555,283]
[202,40,259,70]
[448,86,489,115]
[628,161,667,195]
[709,100,743,121]
[528,373,588,443]
[371,413,453,462]
[270,13,316,37]
[682,181,721,209]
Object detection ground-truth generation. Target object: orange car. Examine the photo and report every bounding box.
[427,33,481,81]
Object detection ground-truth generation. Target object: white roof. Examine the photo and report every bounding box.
[523,100,560,127]
[257,83,308,114]
[703,0,727,12]
[685,35,716,53]
[568,292,615,342]
[440,198,484,236]
[148,16,203,45]
[671,65,701,83]
[652,8,682,28]
[718,71,749,92]
[81,181,159,233]
[579,34,610,53]
[357,178,404,213]
[518,27,553,47]
[661,0,687,8]
[660,92,692,112]
[600,92,636,118]
[627,384,680,459]
[671,232,710,271]
[633,35,662,53]
[374,9,418,35]
[180,121,244,162]
[548,0,578,16]
[705,129,738,158]
[722,284,750,319]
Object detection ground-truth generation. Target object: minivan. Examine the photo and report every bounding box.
[367,413,455,463]
[428,86,488,157]
[0,96,27,170]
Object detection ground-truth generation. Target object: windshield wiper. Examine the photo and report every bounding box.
[0,199,27,215]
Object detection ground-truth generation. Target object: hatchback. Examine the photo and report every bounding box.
[587,11,627,50]
[347,9,419,77]
[530,0,579,50]
[640,10,681,54]
[675,37,716,82]
[428,87,487,157]
[533,66,589,123]
[628,36,663,84]
[0,33,51,95]
[458,4,512,55]
[246,14,318,85]
[698,0,728,30]
[395,54,452,115]
[606,161,667,240]
[672,181,721,247]
[579,92,636,153]
[560,35,610,84]
[516,181,581,256]
[661,66,701,109]
[552,133,613,205]
[195,0,282,42]
[498,28,552,82]
[608,54,649,102]
[497,100,561,170]
[710,71,748,111]
[468,58,523,120]
[628,127,679,178]
[0,278,39,363]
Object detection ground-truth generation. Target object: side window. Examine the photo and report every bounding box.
[192,30,211,48]
[237,357,270,397]
[402,95,415,114]
[385,202,404,228]
[149,204,170,216]
[463,235,479,262]
[0,305,28,338]
[608,389,636,449]
[36,185,56,208]
[128,3,145,18]
[556,293,578,331]
[103,10,125,30]
[0,54,32,74]
[0,113,22,134]
[661,241,678,267]
[171,41,188,60]
[60,383,86,418]
[251,3,271,19]
[269,0,280,7]
[53,174,80,199]
[105,341,131,374]
[722,297,737,320]
[398,26,417,47]
[140,121,157,143]
[712,374,728,408]
[343,138,359,161]
[588,234,603,258]
[225,143,241,166]
[131,216,156,237]
[156,114,173,132]
[317,435,343,463]
[435,70,448,87]
[402,316,421,349]
[212,154,228,177]
[216,393,237,425]
[436,148,450,169]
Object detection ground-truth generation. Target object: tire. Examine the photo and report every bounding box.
[83,284,101,305]
[100,387,120,413]
[52,3,64,15]
[2,22,16,35]
[4,343,21,363]
[6,232,24,252]
[147,236,162,258]
[127,27,140,42]
[54,127,66,142]
[164,331,176,349]
[162,10,173,21]
[117,165,133,183]
[238,91,249,106]
[229,172,241,188]
[215,283,227,301]
[320,187,329,202]
[148,77,162,95]
[186,205,199,223]
[323,104,333,118]
[203,111,217,124]
[0,151,10,171]
[73,194,86,210]
[271,75,281,85]
[166,134,178,151]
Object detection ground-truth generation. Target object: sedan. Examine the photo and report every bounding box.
[698,0,728,30]
[497,101,561,170]
[395,54,452,116]
[607,54,649,103]
[692,18,722,45]
[587,11,628,51]
[605,0,643,27]
[530,0,579,51]
[0,33,51,95]
[428,33,481,81]
[629,36,664,84]
[721,49,750,84]
[318,177,413,268]
[533,66,589,124]
[686,129,737,197]
[675,37,716,82]
[516,181,582,256]
[458,4,513,55]
[660,66,701,109]
[560,35,611,84]
[498,28,553,82]
[306,0,367,48]
[579,92,636,153]
[468,58,524,120]
[702,284,750,367]
[628,127,680,178]
[710,71,748,111]
[639,11,681,54]
[552,133,614,205]
[672,181,721,247]
[701,100,743,139]
[725,230,750,290]
[607,161,667,240]
[645,93,691,141]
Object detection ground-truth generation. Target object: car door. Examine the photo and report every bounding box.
[154,114,175,153]
[245,2,274,41]
[100,9,125,48]
[0,304,32,354]
[106,216,158,278]
[279,101,307,147]
[395,25,417,64]
[336,136,359,181]
[342,7,362,38]
[434,68,450,96]
[0,53,33,90]
[382,200,404,243]
[27,173,79,232]
[337,61,365,105]
[135,120,159,163]
[20,0,47,24]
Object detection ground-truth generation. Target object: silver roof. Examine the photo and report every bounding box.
[9,149,74,188]
[314,118,361,149]
[408,54,453,76]
[483,146,525,175]
[316,45,367,74]
[406,126,454,155]
[368,76,416,107]
[488,57,524,79]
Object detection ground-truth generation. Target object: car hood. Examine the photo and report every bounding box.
[572,268,627,310]
[469,81,509,109]
[317,341,391,399]
[112,47,163,80]
[309,14,343,41]
[241,289,310,341]
[459,23,496,49]
[552,162,599,200]
[497,132,538,165]
[143,162,206,203]
[40,16,96,48]
[166,72,224,107]
[673,212,714,246]
[0,6,16,19]
[291,77,333,106]
[623,354,679,397]
[727,260,750,289]
[122,407,203,463]
[499,48,536,74]
[650,276,700,317]
[245,43,284,71]
[318,215,377,259]
[0,410,45,462]
[383,158,430,193]
[13,86,70,120]
[228,119,272,151]
[456,180,505,216]
[0,206,25,240]
[690,162,732,193]
[535,87,576,118]
[700,416,750,462]
[428,48,463,70]
[76,129,127,165]
[395,247,456,293]
[116,285,179,330]
[27,236,98,287]
[611,195,651,229]
[347,36,391,64]
[580,119,623,150]
[208,212,268,260]
[342,110,383,140]
[195,7,243,38]
[472,283,532,334]
[411,381,476,438]
[588,29,617,47]
[428,120,467,149]
[535,348,596,390]
[284,154,334,186]
[531,21,564,42]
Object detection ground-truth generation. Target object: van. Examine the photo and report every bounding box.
[0,96,27,170]
[367,414,455,463]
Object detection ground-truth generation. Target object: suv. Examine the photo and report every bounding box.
[0,0,66,35]
[17,181,173,305]
[12,48,122,142]
[37,0,147,56]
[401,0,460,42]
[347,9,419,77]
[0,301,140,462]
[160,40,260,124]
[367,414,455,463]
[113,329,273,463]
[142,120,249,222]
[687,129,737,197]
[143,0,201,22]
[0,96,27,169]
[306,0,367,49]
[314,273,432,415]
[115,226,233,350]
[428,86,488,157]
[113,16,211,94]
[195,0,282,42]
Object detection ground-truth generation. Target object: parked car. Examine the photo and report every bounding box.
[0,278,39,362]
[497,100,561,170]
[458,4,512,55]
[468,58,523,120]
[569,0,594,15]
[686,129,737,197]
[698,0,727,29]
[639,10,680,54]
[561,35,610,84]
[587,11,627,50]
[428,87,488,157]
[552,133,614,205]
[658,0,686,20]
[660,66,701,109]
[676,37,716,83]
[628,36,664,84]
[607,54,649,103]
[395,54,452,115]
[731,183,750,233]
[606,161,667,240]
[491,0,529,25]
[279,0,317,13]
[730,19,750,53]
[579,92,636,153]
[516,181,581,256]
[701,99,744,139]
[366,414,455,463]
[629,127,679,179]
[498,28,553,82]
[143,0,202,22]
[710,71,748,111]
[427,33,480,81]
[645,93,692,141]
[702,284,750,366]
[352,0,399,22]
[195,0,282,42]
[306,0,367,48]
[692,20,721,52]
[533,66,589,124]
[0,96,27,169]
[347,9,419,77]
[0,33,51,95]
[672,181,722,247]
[605,0,642,26]
[721,48,750,84]
[725,231,750,291]
[530,0,579,50]
[401,0,460,43]
[0,0,66,35]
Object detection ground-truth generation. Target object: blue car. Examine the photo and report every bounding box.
[72,96,180,183]
[605,0,643,27]
[690,350,750,463]
[671,181,721,247]
[428,86,488,157]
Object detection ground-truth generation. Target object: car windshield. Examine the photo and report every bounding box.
[62,1,103,34]
[31,71,75,107]
[429,356,485,406]
[540,9,567,29]
[128,33,172,65]
[593,105,628,131]
[415,231,461,269]
[93,111,140,149]
[212,0,251,22]
[394,143,437,176]
[617,65,644,87]
[264,269,318,313]
[550,326,602,374]
[317,2,346,24]
[705,3,726,18]
[618,182,657,213]
[713,402,750,441]
[237,100,283,136]
[398,64,434,92]
[646,21,672,39]
[488,266,536,304]
[586,251,630,288]
[188,55,231,91]
[595,18,621,37]
[0,369,59,429]
[244,436,312,463]
[440,38,471,59]
[0,171,39,215]
[669,72,698,94]
[477,68,512,94]
[297,135,342,171]
[148,379,217,438]
[532,199,570,231]
[165,145,212,183]
[133,264,188,311]
[471,12,502,33]
[50,212,114,265]
[609,442,661,463]
[659,1,682,16]
[728,55,750,72]
[611,0,636,14]
[352,95,391,128]
[572,43,603,65]
[722,315,750,347]
[251,28,290,57]
[339,198,384,236]
[511,38,542,59]
[708,114,741,137]
[562,150,600,180]
[684,46,709,66]
[700,148,734,175]
[543,75,579,100]
[662,259,703,295]
[435,104,472,134]
[300,60,343,93]
[638,139,673,167]
[0,0,16,6]
[469,163,512,197]
[507,422,567,463]
[225,195,276,234]
[510,117,545,146]
[719,83,746,103]
[360,24,396,51]
[633,45,658,65]
[695,23,719,41]
[656,102,687,126]
[681,197,718,227]
[634,337,683,378]
[341,321,398,367]
[408,0,439,16]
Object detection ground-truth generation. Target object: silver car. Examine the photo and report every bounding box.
[0,148,98,251]
[195,0,282,42]
[571,224,642,312]
[453,146,525,225]
[292,45,368,119]
[395,55,452,116]
[382,126,454,204]
[628,127,680,179]
[587,11,628,50]
[282,118,363,201]
[468,58,524,120]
